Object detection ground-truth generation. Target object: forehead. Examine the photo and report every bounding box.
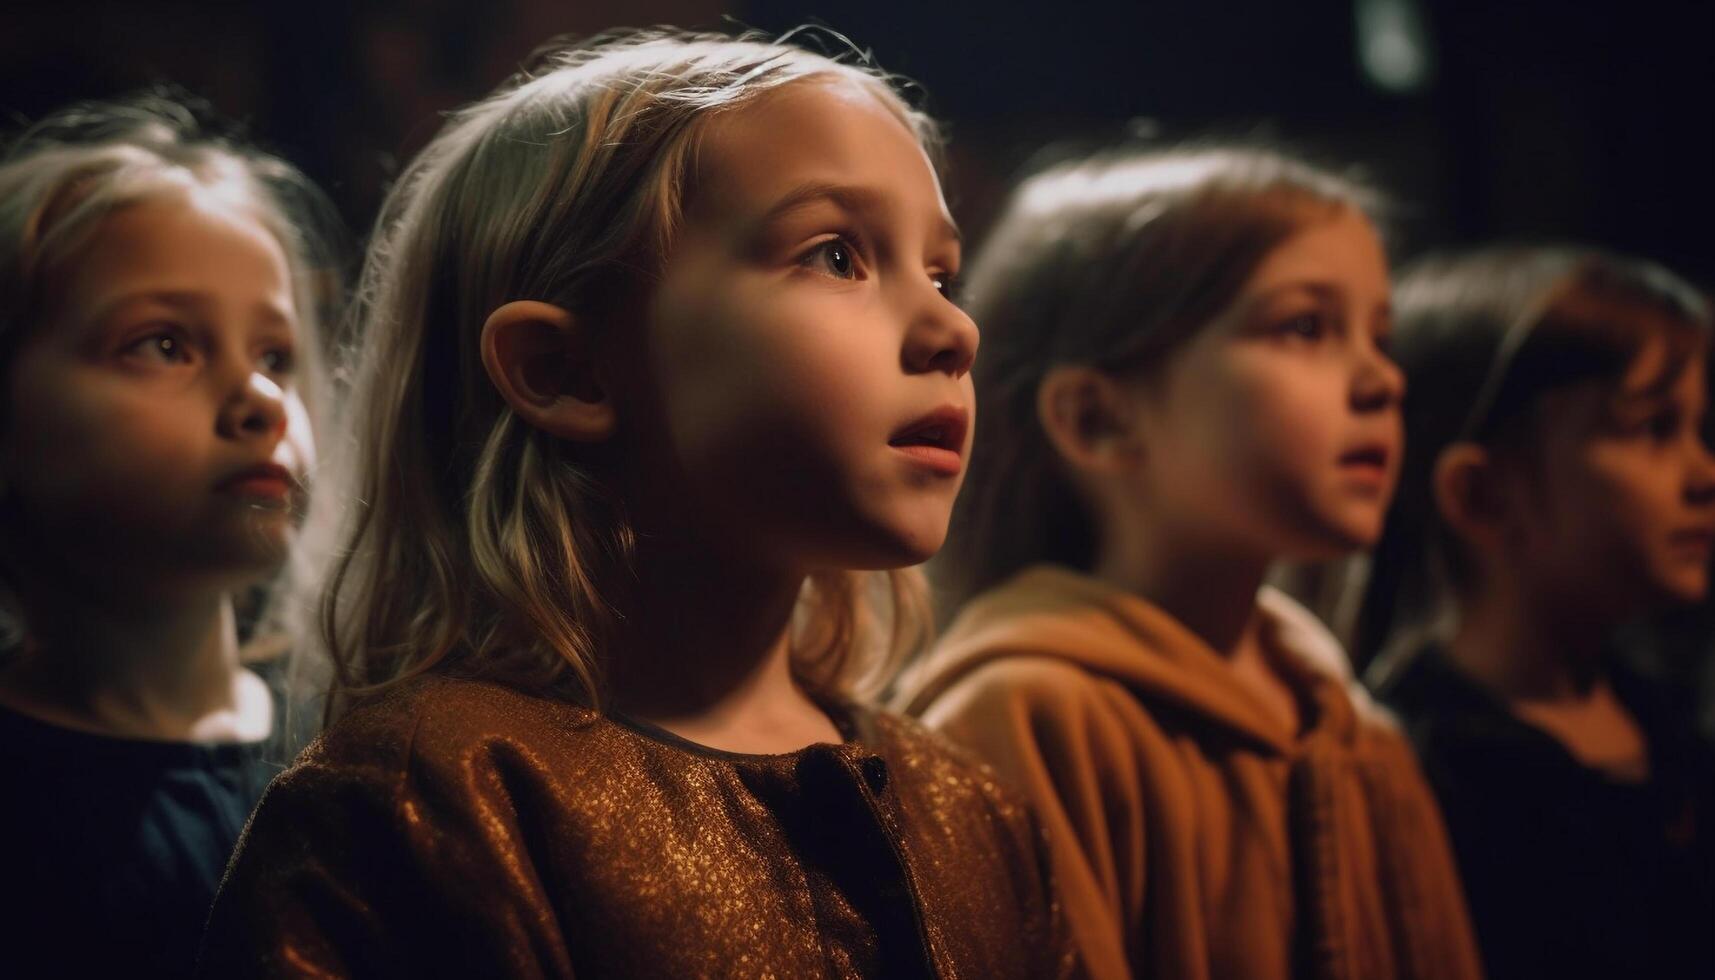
[61,191,290,295]
[82,189,283,269]
[686,78,950,229]
[1243,206,1385,291]
[1616,332,1708,399]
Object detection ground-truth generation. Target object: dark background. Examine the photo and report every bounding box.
[5,1,1714,723]
[5,0,1713,283]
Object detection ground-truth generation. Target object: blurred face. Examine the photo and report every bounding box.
[1130,207,1403,560]
[2,191,314,595]
[638,79,977,571]
[1515,338,1715,613]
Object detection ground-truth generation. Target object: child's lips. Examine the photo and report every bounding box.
[216,462,296,503]
[889,406,968,477]
[1335,444,1395,497]
[1669,526,1715,554]
[1337,444,1392,473]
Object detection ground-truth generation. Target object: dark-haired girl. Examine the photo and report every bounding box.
[1360,246,1715,979]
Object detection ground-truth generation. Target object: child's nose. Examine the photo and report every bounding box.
[1686,438,1715,508]
[217,371,290,442]
[902,295,979,378]
[1350,346,1405,413]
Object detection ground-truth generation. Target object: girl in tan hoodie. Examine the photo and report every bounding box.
[898,148,1482,980]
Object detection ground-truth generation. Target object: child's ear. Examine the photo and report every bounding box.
[1037,366,1139,473]
[480,300,616,442]
[1432,442,1512,549]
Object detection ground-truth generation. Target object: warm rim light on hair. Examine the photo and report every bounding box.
[321,29,937,718]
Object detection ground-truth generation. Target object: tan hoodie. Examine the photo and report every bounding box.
[897,566,1481,980]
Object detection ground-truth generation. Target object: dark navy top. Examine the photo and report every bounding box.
[1380,646,1715,980]
[0,700,280,978]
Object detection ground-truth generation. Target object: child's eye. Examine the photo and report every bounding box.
[1624,409,1684,442]
[259,347,296,376]
[1647,411,1681,441]
[125,330,193,365]
[931,271,960,302]
[803,238,858,280]
[1276,313,1325,341]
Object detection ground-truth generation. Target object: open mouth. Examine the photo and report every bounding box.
[1670,528,1715,550]
[889,407,967,476]
[1338,446,1390,470]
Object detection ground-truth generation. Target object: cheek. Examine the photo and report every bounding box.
[282,393,316,474]
[653,287,889,474]
[1192,357,1345,490]
[1579,450,1686,556]
[1531,445,1689,599]
[7,371,209,516]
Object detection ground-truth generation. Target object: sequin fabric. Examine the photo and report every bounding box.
[197,675,1075,978]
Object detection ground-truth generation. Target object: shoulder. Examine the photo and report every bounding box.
[892,656,1147,795]
[941,652,1106,695]
[1372,646,1492,752]
[915,655,1150,767]
[288,675,601,797]
[914,653,1124,723]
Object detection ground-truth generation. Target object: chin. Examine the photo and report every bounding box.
[209,536,294,581]
[1656,569,1710,606]
[1326,505,1387,549]
[833,498,949,569]
[1280,512,1380,560]
[853,535,943,571]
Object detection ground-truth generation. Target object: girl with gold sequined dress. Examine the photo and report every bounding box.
[198,29,1073,980]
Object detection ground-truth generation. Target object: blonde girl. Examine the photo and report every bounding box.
[200,30,1068,978]
[1359,247,1715,979]
[898,147,1482,980]
[0,97,334,978]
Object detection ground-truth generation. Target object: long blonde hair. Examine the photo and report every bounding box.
[324,29,935,716]
[0,95,341,667]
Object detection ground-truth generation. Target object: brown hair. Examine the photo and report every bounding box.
[942,146,1377,608]
[1355,246,1711,675]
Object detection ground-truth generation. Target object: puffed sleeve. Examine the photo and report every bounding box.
[196,702,577,979]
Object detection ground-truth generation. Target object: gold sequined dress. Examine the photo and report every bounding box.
[197,674,1072,978]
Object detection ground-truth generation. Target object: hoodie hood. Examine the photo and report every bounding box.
[902,565,1385,756]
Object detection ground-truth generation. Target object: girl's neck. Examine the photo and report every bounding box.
[604,534,842,754]
[1093,526,1270,657]
[0,583,267,742]
[1448,577,1608,702]
[1093,522,1303,735]
[1450,576,1648,778]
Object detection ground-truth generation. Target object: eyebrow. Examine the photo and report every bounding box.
[1251,281,1340,303]
[1614,370,1695,406]
[1246,280,1392,316]
[94,290,293,325]
[758,180,962,245]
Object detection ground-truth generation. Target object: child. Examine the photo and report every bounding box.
[1357,247,1715,979]
[897,147,1483,980]
[0,98,333,978]
[198,30,1069,978]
